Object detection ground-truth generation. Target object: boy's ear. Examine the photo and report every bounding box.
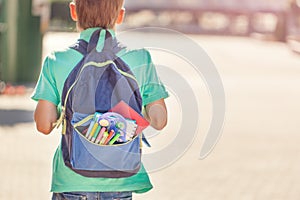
[69,2,78,21]
[116,8,125,25]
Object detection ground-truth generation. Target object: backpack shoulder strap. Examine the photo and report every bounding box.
[52,39,88,131]
[70,39,88,55]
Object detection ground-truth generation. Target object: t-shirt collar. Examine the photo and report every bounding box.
[80,28,116,43]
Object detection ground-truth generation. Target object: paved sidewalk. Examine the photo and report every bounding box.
[1,32,300,200]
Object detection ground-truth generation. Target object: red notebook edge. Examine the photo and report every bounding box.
[109,101,150,135]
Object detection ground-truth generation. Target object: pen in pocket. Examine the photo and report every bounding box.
[103,130,115,145]
[85,113,101,139]
[88,122,99,141]
[100,131,109,145]
[82,128,89,136]
[90,124,101,143]
[95,127,107,144]
[109,133,121,145]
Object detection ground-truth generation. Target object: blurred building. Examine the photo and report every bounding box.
[124,0,291,41]
[0,0,46,83]
[1,0,299,84]
[45,0,300,43]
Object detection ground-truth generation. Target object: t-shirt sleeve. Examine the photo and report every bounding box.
[141,51,169,106]
[31,56,60,105]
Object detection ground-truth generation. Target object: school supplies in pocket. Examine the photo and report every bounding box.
[80,112,137,145]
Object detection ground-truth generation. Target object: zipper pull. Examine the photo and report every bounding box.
[52,107,66,131]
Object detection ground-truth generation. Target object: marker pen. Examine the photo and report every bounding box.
[81,127,89,136]
[100,131,109,145]
[88,122,99,141]
[109,133,121,145]
[85,113,101,138]
[95,127,106,144]
[91,124,102,143]
[103,130,115,145]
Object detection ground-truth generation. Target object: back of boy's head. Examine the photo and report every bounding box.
[74,0,124,30]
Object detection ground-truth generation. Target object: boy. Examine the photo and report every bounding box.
[32,0,168,199]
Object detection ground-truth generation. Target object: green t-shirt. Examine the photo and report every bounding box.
[32,28,169,193]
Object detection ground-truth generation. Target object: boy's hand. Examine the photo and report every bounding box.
[34,100,58,135]
[144,99,167,130]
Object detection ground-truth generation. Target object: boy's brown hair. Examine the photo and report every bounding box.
[74,0,124,29]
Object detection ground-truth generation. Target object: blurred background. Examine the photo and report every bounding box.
[1,0,300,199]
[1,0,300,83]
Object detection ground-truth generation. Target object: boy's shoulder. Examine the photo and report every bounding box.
[118,47,153,66]
[42,47,84,79]
[46,47,83,63]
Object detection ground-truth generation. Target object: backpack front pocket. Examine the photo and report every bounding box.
[70,112,141,175]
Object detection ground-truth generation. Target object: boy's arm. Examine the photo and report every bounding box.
[144,98,167,130]
[34,100,58,135]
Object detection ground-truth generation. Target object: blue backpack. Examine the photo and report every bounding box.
[58,29,145,178]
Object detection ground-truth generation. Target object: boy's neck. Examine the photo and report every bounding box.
[78,25,116,32]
